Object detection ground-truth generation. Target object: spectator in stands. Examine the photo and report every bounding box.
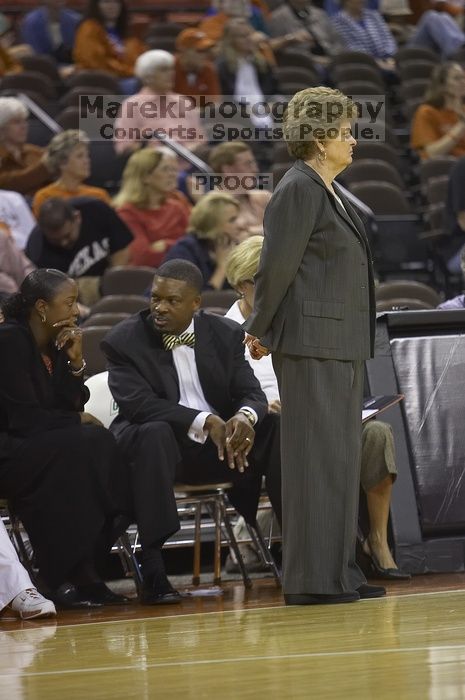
[174,29,220,101]
[437,156,465,276]
[0,229,35,295]
[114,50,204,155]
[437,249,465,308]
[200,0,269,42]
[0,14,23,77]
[0,97,52,197]
[73,0,146,94]
[25,197,132,305]
[217,18,278,99]
[113,148,191,267]
[209,141,271,236]
[331,0,397,67]
[101,259,282,604]
[403,5,465,58]
[32,130,111,217]
[267,0,346,62]
[0,269,130,608]
[163,192,242,290]
[411,63,465,159]
[0,190,36,250]
[225,236,410,579]
[0,518,56,619]
[21,0,81,64]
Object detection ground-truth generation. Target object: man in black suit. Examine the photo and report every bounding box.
[101,260,281,604]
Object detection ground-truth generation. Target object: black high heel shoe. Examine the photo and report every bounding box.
[360,539,411,581]
[76,582,131,605]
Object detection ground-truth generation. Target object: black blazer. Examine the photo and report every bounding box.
[0,320,86,462]
[216,57,278,97]
[101,309,268,438]
[245,160,376,361]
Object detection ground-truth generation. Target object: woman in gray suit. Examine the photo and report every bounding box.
[245,87,384,604]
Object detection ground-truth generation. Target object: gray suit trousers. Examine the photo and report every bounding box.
[272,353,367,595]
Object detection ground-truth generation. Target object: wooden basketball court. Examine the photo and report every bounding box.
[2,574,465,699]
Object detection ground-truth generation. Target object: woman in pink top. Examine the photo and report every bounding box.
[113,148,191,267]
[113,49,205,155]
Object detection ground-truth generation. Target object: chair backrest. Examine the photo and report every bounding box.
[82,326,112,376]
[375,298,435,311]
[338,80,386,97]
[90,294,149,314]
[275,49,316,72]
[329,51,380,70]
[87,140,130,193]
[272,162,292,184]
[420,157,457,191]
[275,66,319,88]
[59,85,113,110]
[82,312,130,327]
[146,35,177,52]
[376,280,441,307]
[101,266,156,296]
[55,106,81,131]
[398,61,434,82]
[343,159,404,189]
[0,71,57,100]
[426,176,449,206]
[396,46,438,66]
[200,289,238,309]
[272,141,294,164]
[349,182,413,215]
[147,21,183,37]
[399,78,429,102]
[84,371,119,428]
[332,64,384,88]
[66,71,120,93]
[20,54,62,86]
[351,142,402,171]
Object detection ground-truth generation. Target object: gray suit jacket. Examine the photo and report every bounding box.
[245,160,376,361]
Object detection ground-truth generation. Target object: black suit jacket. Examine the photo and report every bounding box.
[0,320,86,462]
[245,160,376,361]
[101,309,268,438]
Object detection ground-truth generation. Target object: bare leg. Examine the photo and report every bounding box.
[364,475,398,570]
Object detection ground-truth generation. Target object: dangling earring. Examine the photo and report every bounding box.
[40,312,47,323]
[318,149,327,163]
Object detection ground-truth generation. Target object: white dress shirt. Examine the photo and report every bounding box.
[171,320,257,443]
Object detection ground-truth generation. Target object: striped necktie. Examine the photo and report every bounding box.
[162,331,196,351]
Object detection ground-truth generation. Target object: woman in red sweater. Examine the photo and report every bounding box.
[113,148,191,267]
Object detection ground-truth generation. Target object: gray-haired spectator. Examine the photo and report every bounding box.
[0,228,35,295]
[0,189,36,250]
[32,130,111,217]
[437,248,465,310]
[0,97,52,196]
[114,49,205,155]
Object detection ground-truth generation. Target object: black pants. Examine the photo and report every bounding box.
[0,425,129,588]
[113,414,282,557]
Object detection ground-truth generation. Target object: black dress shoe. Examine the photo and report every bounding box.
[141,588,182,605]
[284,591,360,605]
[140,573,182,605]
[356,583,386,599]
[76,582,131,606]
[50,583,103,610]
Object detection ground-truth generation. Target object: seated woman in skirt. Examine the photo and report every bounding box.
[0,269,130,608]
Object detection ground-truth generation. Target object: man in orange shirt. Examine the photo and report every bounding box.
[174,29,220,102]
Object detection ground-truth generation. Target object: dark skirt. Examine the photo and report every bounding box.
[0,425,129,588]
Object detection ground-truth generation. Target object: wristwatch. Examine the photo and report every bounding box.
[238,408,256,426]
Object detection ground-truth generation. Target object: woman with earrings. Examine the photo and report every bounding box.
[0,269,130,609]
[245,87,383,605]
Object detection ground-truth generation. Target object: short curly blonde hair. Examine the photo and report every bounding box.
[46,129,89,176]
[283,87,357,160]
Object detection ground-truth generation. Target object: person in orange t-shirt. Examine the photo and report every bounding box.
[411,62,465,159]
[32,130,111,217]
[174,29,220,103]
[73,0,146,92]
[113,148,191,267]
